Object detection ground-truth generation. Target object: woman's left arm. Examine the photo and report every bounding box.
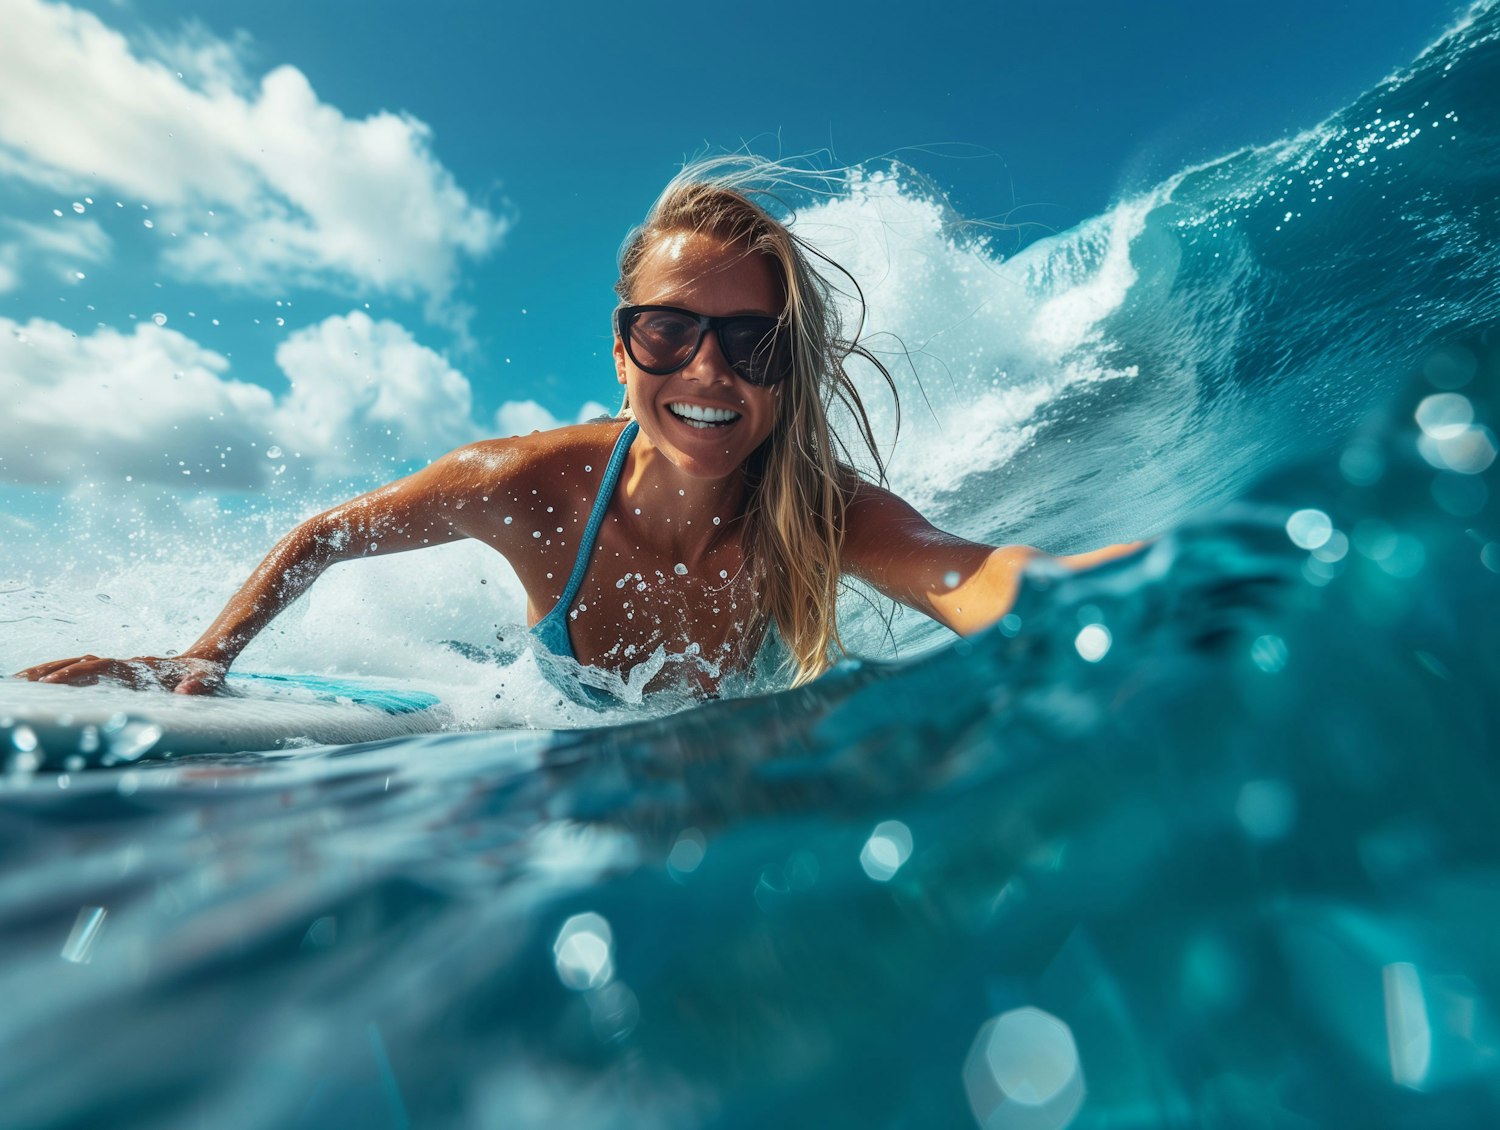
[841,483,1143,636]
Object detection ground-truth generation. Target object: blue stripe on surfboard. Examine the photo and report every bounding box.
[227,673,441,716]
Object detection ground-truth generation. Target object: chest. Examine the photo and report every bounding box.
[520,509,764,678]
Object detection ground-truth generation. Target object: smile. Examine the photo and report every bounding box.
[667,402,741,429]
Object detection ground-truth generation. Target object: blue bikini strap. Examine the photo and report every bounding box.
[555,421,638,613]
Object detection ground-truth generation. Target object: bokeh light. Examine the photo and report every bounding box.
[552,912,614,991]
[859,821,913,882]
[963,1006,1086,1130]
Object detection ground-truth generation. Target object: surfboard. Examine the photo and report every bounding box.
[0,672,449,767]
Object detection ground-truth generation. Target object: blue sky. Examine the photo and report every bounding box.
[0,0,1465,503]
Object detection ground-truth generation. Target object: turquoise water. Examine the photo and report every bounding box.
[4,5,1500,1127]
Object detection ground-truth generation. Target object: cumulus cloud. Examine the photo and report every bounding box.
[0,315,275,488]
[0,0,508,312]
[0,216,113,286]
[494,398,612,437]
[274,312,480,478]
[0,311,521,489]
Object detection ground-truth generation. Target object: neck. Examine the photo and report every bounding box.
[618,439,747,562]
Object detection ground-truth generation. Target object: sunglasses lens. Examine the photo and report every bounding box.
[627,309,700,373]
[721,319,787,387]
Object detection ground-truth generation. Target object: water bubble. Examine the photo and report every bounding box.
[674,563,687,576]
[10,725,39,754]
[1311,530,1349,563]
[667,828,707,875]
[71,202,85,214]
[264,445,282,460]
[712,516,721,525]
[60,906,107,965]
[151,313,167,326]
[1418,426,1497,475]
[1423,344,1477,390]
[73,271,86,280]
[1430,473,1487,518]
[1250,634,1289,673]
[553,912,614,991]
[1339,441,1385,486]
[1384,962,1433,1090]
[275,317,285,327]
[1415,393,1474,439]
[95,592,112,603]
[859,820,913,882]
[532,531,541,539]
[107,722,162,763]
[1286,509,1333,550]
[1479,543,1500,574]
[143,219,154,229]
[503,516,513,525]
[944,570,961,589]
[963,1006,1086,1130]
[1074,624,1111,663]
[1236,779,1297,839]
[719,569,728,580]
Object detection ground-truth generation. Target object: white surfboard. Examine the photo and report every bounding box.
[0,672,449,766]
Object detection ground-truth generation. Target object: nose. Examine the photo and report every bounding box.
[680,327,735,385]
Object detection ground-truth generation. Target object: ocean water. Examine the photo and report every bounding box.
[3,3,1500,1126]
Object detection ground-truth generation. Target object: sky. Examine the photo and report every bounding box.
[0,0,1467,508]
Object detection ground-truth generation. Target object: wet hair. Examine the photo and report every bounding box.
[615,155,897,686]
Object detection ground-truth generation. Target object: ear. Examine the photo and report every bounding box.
[613,335,629,385]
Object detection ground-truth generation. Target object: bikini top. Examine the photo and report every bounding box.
[527,420,784,706]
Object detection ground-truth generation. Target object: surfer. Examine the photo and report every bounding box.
[15,158,1140,700]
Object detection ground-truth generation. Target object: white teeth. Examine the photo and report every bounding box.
[668,403,740,427]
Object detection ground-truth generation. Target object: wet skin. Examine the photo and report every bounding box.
[15,232,1144,696]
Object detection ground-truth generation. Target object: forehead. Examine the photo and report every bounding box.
[634,230,783,315]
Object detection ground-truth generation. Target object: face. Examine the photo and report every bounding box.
[615,230,783,482]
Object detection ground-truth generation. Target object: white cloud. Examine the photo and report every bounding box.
[0,0,508,311]
[494,398,614,437]
[0,311,578,489]
[0,315,275,487]
[0,216,113,286]
[274,312,480,478]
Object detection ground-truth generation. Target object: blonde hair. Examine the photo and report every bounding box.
[615,156,897,686]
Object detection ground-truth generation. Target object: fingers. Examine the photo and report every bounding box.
[22,656,160,690]
[13,655,100,681]
[15,655,226,694]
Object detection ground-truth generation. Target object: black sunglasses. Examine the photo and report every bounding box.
[616,305,791,388]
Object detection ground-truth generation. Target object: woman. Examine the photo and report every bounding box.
[16,158,1137,702]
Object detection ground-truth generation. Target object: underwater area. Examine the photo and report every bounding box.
[3,2,1500,1127]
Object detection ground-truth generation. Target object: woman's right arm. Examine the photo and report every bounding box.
[13,440,528,693]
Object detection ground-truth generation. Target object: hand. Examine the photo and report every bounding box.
[12,654,227,694]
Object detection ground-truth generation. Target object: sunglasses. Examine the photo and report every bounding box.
[616,305,791,388]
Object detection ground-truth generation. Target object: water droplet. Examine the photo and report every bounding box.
[859,820,913,881]
[1285,509,1333,550]
[674,563,687,576]
[1250,634,1288,673]
[1074,624,1112,662]
[553,913,614,991]
[943,570,961,589]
